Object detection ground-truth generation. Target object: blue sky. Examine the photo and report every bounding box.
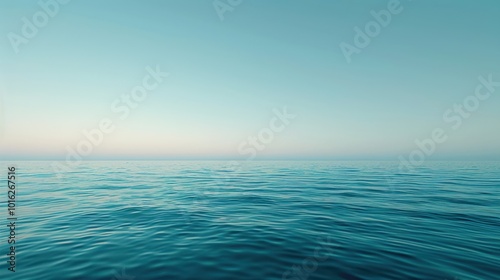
[0,0,499,160]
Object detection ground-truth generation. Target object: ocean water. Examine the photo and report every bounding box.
[1,161,499,280]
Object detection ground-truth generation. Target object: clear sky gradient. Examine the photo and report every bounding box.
[1,0,499,160]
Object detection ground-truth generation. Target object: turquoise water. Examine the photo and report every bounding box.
[1,161,499,280]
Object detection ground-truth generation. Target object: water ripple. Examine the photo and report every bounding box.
[0,161,499,279]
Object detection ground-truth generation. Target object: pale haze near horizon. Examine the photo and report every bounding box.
[1,0,500,161]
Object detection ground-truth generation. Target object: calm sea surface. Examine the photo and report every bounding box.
[1,161,499,280]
